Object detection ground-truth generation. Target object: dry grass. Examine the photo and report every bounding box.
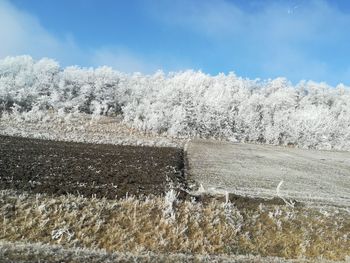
[0,190,349,261]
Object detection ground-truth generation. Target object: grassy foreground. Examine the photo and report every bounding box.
[0,190,349,261]
[1,241,340,263]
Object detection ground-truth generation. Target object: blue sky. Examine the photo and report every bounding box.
[1,0,350,85]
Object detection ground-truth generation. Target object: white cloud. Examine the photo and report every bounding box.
[91,46,194,74]
[0,0,83,65]
[0,0,158,73]
[91,47,159,74]
[151,0,338,41]
[148,0,350,84]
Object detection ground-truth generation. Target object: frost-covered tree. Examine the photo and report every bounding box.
[0,56,60,112]
[0,55,349,150]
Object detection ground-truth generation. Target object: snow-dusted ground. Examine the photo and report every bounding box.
[0,113,184,148]
[186,139,350,208]
[2,112,350,209]
[2,111,350,210]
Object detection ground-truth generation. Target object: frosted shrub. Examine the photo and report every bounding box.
[163,189,178,222]
[222,201,244,234]
[51,228,74,242]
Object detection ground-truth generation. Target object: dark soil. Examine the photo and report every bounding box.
[0,135,185,199]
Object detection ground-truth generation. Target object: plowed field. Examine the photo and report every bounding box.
[0,135,184,199]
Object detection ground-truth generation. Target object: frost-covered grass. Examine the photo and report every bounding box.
[0,111,183,147]
[1,56,350,151]
[1,241,327,263]
[1,190,349,261]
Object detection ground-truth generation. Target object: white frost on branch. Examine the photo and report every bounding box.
[276,180,295,208]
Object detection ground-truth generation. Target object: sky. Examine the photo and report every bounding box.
[1,0,350,85]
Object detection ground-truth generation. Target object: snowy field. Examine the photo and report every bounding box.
[186,139,350,209]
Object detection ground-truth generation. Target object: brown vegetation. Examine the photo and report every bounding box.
[1,190,349,261]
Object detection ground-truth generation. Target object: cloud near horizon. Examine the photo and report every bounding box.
[0,0,82,65]
[91,47,160,73]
